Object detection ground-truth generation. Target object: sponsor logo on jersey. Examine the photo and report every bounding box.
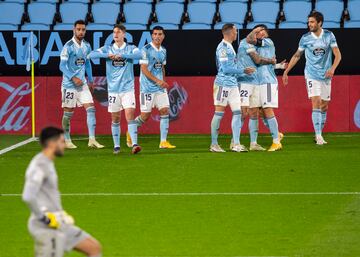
[75,58,85,66]
[112,59,126,67]
[313,48,325,56]
[154,61,163,70]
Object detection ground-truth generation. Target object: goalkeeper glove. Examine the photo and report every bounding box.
[40,212,60,229]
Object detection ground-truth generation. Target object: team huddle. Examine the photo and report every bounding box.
[211,11,341,152]
[21,10,341,257]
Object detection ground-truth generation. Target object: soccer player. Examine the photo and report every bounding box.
[210,23,255,153]
[129,26,176,149]
[249,25,287,151]
[59,20,104,149]
[237,25,276,151]
[22,127,102,257]
[282,12,341,145]
[88,24,142,154]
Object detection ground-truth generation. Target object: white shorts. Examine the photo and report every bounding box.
[213,84,241,111]
[259,83,278,108]
[61,85,93,108]
[239,83,256,107]
[140,91,170,113]
[108,91,136,113]
[306,78,331,101]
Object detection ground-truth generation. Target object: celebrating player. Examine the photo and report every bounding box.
[210,23,255,153]
[22,127,102,257]
[247,25,287,151]
[88,24,142,154]
[237,25,276,151]
[282,12,341,145]
[129,26,176,149]
[59,20,104,149]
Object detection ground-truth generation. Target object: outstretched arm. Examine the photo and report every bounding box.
[282,49,303,85]
[249,51,276,65]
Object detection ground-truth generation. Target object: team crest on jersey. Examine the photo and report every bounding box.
[112,58,126,67]
[75,58,85,66]
[220,49,227,58]
[313,48,325,56]
[154,61,163,70]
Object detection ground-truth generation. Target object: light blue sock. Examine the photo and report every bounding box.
[86,106,96,140]
[312,109,322,136]
[321,111,327,131]
[160,115,169,142]
[62,111,73,141]
[231,110,241,145]
[128,120,138,146]
[211,111,224,145]
[111,122,120,148]
[135,116,145,127]
[249,118,259,143]
[267,116,279,143]
[262,117,270,131]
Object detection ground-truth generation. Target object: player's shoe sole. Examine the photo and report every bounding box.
[132,145,142,154]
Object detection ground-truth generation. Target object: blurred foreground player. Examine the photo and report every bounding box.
[22,127,102,257]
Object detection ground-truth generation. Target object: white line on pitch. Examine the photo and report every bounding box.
[1,192,359,197]
[0,137,38,155]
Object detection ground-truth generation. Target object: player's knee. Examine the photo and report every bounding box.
[87,238,102,256]
[141,113,150,122]
[159,108,169,116]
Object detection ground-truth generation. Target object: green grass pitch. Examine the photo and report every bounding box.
[0,133,360,257]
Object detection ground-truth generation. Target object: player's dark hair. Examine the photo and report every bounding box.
[253,24,269,34]
[39,127,64,147]
[151,26,165,34]
[74,19,86,27]
[114,24,126,32]
[308,11,324,26]
[222,23,235,34]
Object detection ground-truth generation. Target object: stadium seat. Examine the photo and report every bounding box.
[0,3,24,26]
[86,23,114,30]
[282,1,311,23]
[246,21,276,29]
[130,0,153,2]
[344,20,360,28]
[322,21,340,28]
[315,0,343,23]
[53,23,74,30]
[348,0,360,21]
[214,22,242,30]
[150,23,179,30]
[64,0,90,3]
[0,24,18,30]
[223,0,247,2]
[91,2,120,24]
[2,0,26,3]
[192,0,217,2]
[155,2,184,26]
[27,2,56,25]
[187,2,216,25]
[278,21,307,29]
[21,23,50,30]
[250,1,279,25]
[161,0,185,2]
[182,23,211,29]
[123,2,152,25]
[122,23,147,30]
[31,0,58,3]
[219,2,247,25]
[59,2,88,24]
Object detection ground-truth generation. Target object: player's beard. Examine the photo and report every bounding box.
[54,148,64,157]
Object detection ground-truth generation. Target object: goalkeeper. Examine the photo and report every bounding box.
[22,127,102,257]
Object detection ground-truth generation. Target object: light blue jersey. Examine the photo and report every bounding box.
[139,42,167,93]
[298,29,338,81]
[215,40,239,87]
[257,38,277,85]
[237,39,258,84]
[60,37,92,89]
[89,43,141,93]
